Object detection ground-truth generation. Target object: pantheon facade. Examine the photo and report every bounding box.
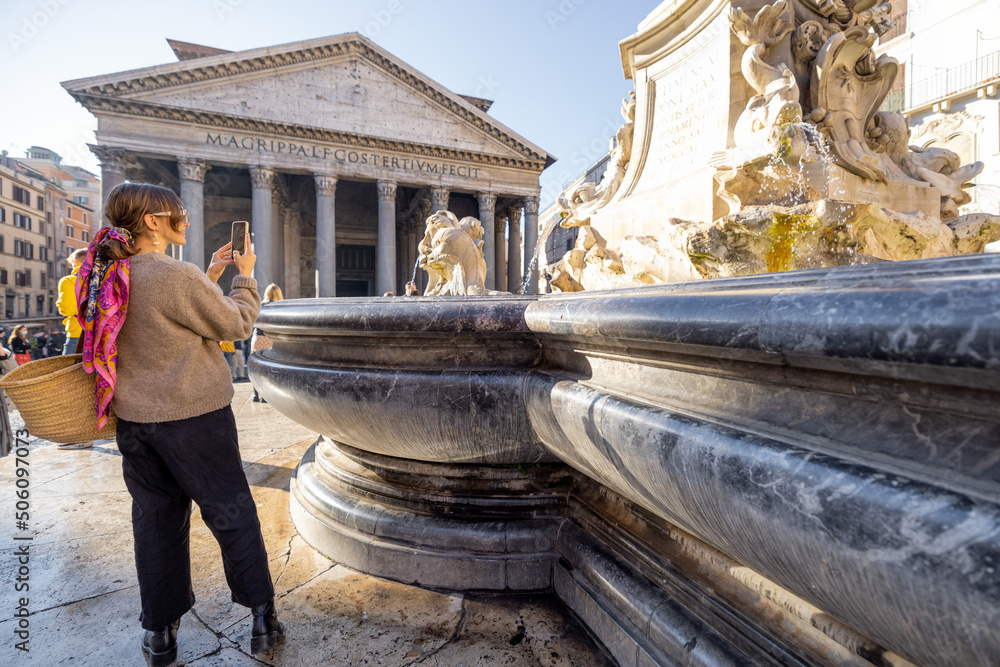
[63,36,554,296]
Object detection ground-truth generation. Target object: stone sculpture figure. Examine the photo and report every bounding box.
[713,1,824,169]
[417,210,490,296]
[809,26,897,182]
[869,111,985,220]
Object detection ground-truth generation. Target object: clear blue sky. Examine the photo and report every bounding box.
[1,0,653,208]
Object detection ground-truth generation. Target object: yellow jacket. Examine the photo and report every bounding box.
[57,267,82,338]
[220,341,236,353]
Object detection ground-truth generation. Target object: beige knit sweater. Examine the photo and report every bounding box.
[112,253,260,423]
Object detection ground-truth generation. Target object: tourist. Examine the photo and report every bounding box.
[405,281,421,296]
[8,326,31,365]
[78,182,283,666]
[249,283,282,403]
[220,340,236,377]
[232,339,247,381]
[58,249,88,354]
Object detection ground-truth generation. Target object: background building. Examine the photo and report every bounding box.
[0,153,59,322]
[878,0,1000,213]
[22,145,101,274]
[64,35,553,297]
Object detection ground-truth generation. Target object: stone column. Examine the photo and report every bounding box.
[272,179,285,291]
[396,219,406,294]
[429,186,450,213]
[495,212,507,292]
[314,173,338,297]
[89,145,129,208]
[522,196,540,294]
[416,198,432,292]
[477,192,497,290]
[507,204,522,293]
[177,158,208,270]
[406,217,418,289]
[376,180,397,296]
[284,206,302,298]
[249,166,275,289]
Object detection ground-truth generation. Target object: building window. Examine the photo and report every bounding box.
[67,226,74,239]
[12,213,31,230]
[24,243,33,260]
[39,246,46,261]
[82,231,89,242]
[13,240,23,257]
[72,195,89,205]
[0,270,6,285]
[38,220,44,236]
[0,208,5,223]
[36,195,44,211]
[40,272,46,289]
[24,269,30,287]
[11,185,31,206]
[83,212,87,225]
[0,235,4,253]
[36,295,44,314]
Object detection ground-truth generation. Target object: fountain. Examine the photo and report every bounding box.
[545,0,1000,291]
[250,3,1000,666]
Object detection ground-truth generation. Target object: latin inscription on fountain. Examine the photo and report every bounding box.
[639,14,728,190]
[205,132,483,178]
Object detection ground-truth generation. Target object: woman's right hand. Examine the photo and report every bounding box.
[233,233,256,277]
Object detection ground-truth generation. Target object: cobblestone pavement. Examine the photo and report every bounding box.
[0,382,613,666]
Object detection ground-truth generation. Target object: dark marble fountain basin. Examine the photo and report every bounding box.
[251,255,1000,667]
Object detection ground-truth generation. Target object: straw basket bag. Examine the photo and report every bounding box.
[0,354,116,443]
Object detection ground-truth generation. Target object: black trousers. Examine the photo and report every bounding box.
[117,406,274,630]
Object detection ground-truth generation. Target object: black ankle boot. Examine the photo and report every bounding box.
[141,619,179,667]
[250,599,285,654]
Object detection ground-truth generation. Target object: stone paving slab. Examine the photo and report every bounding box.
[0,383,613,666]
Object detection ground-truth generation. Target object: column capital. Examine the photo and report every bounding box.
[314,173,338,196]
[429,186,450,211]
[376,179,397,201]
[249,165,275,189]
[523,196,539,214]
[88,144,131,175]
[507,204,522,221]
[476,192,497,211]
[177,157,209,183]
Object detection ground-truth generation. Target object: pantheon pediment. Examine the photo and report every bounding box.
[62,33,552,169]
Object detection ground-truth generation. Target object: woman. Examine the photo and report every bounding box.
[77,182,283,666]
[249,283,282,403]
[8,326,31,365]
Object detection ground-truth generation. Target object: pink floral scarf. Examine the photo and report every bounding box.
[75,227,132,429]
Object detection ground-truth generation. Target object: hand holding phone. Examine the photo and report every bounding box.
[232,221,249,255]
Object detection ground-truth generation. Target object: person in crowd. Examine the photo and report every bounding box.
[58,248,88,355]
[46,329,63,357]
[0,341,14,456]
[8,326,31,365]
[220,340,236,378]
[232,339,247,381]
[28,332,40,360]
[249,283,282,403]
[405,282,421,296]
[77,182,283,666]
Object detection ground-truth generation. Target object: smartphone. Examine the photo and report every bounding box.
[231,221,249,255]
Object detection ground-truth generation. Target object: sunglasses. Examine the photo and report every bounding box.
[150,209,189,221]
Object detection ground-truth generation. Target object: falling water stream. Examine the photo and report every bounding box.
[518,214,564,294]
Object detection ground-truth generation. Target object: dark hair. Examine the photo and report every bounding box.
[98,182,185,261]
